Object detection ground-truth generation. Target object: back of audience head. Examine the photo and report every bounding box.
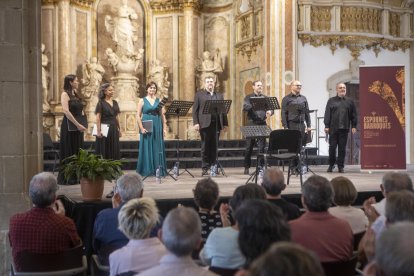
[261,167,285,196]
[331,176,357,206]
[29,172,58,208]
[229,183,266,212]
[193,177,219,211]
[115,172,144,202]
[118,197,159,240]
[249,242,324,276]
[385,190,414,224]
[301,175,333,212]
[235,199,291,267]
[382,172,413,194]
[161,206,201,257]
[364,222,414,276]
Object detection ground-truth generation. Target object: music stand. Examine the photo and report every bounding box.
[250,96,280,112]
[202,99,232,177]
[241,125,272,184]
[165,100,194,178]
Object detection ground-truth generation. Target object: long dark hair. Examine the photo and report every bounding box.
[98,83,112,100]
[146,81,158,94]
[63,74,77,93]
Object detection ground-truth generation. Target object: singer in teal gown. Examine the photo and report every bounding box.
[136,82,167,177]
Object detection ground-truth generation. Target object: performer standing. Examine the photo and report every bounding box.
[95,83,121,160]
[58,74,87,184]
[193,77,228,176]
[281,80,311,141]
[324,83,357,173]
[243,80,274,175]
[136,82,167,177]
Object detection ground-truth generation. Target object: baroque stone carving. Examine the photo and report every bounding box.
[196,49,223,89]
[41,43,51,113]
[298,34,411,59]
[311,6,331,32]
[341,7,381,34]
[81,57,105,100]
[148,59,170,99]
[150,0,201,13]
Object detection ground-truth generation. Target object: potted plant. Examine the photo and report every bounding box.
[62,149,123,200]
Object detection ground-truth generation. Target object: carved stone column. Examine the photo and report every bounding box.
[182,2,199,100]
[57,0,71,96]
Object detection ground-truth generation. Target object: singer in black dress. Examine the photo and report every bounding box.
[58,74,87,185]
[95,83,121,160]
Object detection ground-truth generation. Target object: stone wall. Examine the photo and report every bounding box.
[0,0,42,273]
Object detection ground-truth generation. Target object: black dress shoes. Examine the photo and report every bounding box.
[338,167,344,173]
[327,166,334,173]
[244,168,249,175]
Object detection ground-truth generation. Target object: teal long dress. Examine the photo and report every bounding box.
[136,97,167,177]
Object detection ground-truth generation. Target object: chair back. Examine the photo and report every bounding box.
[321,255,358,276]
[43,132,55,149]
[17,244,84,272]
[208,266,238,276]
[268,129,302,155]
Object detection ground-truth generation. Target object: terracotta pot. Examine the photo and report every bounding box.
[80,177,104,200]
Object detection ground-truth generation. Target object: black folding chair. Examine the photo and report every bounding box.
[255,129,303,186]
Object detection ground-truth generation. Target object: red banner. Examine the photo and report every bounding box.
[360,66,406,170]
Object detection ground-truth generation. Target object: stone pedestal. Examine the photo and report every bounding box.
[112,76,140,140]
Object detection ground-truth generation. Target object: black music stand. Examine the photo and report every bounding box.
[166,100,194,178]
[250,96,280,112]
[202,99,232,177]
[241,125,272,184]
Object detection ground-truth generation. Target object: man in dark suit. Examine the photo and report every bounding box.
[324,83,357,173]
[193,76,228,175]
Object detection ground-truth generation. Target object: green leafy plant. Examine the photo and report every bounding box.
[62,149,123,182]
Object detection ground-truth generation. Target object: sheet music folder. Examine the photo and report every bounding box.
[67,115,87,131]
[139,120,153,134]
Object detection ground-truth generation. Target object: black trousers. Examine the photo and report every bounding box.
[329,129,349,168]
[200,122,219,169]
[244,122,266,168]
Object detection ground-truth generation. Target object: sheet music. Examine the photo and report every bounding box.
[92,124,109,137]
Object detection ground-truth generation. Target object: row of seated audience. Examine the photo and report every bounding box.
[8,169,414,276]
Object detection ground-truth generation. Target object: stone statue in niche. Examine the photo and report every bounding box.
[103,0,145,140]
[105,0,138,56]
[81,57,105,99]
[42,43,51,112]
[196,49,223,90]
[148,59,170,99]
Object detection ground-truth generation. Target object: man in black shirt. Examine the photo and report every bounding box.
[281,80,311,143]
[324,83,357,173]
[243,80,274,175]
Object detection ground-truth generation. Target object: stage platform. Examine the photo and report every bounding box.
[58,164,414,207]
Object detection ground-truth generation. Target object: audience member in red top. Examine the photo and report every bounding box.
[289,175,353,262]
[9,172,81,271]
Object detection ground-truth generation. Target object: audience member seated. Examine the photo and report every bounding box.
[93,172,157,263]
[261,167,301,220]
[247,242,324,276]
[363,222,414,276]
[360,190,414,264]
[199,184,266,270]
[235,199,291,268]
[109,197,167,276]
[193,177,223,243]
[328,176,368,234]
[358,173,413,264]
[139,207,216,276]
[9,172,81,271]
[289,175,353,262]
